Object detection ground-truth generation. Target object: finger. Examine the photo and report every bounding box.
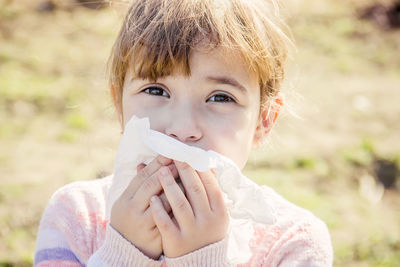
[138,160,179,188]
[174,161,210,217]
[198,170,225,213]
[122,155,173,198]
[150,195,179,237]
[158,166,194,228]
[136,163,146,173]
[149,225,161,240]
[159,192,172,214]
[167,163,179,179]
[176,178,186,195]
[132,165,179,212]
[143,207,158,227]
[171,215,178,227]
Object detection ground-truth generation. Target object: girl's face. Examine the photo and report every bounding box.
[122,46,263,169]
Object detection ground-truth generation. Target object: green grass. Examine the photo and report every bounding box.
[289,6,400,76]
[65,112,90,130]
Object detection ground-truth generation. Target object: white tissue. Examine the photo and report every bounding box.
[106,116,276,264]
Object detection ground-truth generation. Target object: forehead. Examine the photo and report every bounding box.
[128,32,258,76]
[127,45,260,97]
[186,45,259,89]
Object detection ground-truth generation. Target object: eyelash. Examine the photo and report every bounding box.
[142,86,236,103]
[142,86,170,98]
[207,93,236,103]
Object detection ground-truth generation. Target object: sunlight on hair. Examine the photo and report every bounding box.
[107,0,295,117]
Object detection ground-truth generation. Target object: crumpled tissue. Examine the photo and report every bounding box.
[106,116,276,264]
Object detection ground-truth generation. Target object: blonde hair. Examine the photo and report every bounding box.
[108,0,292,120]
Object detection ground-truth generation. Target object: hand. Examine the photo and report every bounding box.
[149,161,229,258]
[110,155,178,259]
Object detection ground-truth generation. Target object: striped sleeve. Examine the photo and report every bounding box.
[35,247,84,266]
[34,182,104,266]
[34,179,163,267]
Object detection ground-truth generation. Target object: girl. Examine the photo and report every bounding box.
[34,0,333,266]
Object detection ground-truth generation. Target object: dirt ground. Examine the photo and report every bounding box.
[0,0,399,266]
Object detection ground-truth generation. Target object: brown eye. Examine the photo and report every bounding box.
[207,94,235,103]
[143,87,170,98]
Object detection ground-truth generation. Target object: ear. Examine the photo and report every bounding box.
[252,93,283,147]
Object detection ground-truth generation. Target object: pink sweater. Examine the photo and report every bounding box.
[34,175,333,266]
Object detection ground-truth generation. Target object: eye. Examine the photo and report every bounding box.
[207,93,236,103]
[142,86,170,98]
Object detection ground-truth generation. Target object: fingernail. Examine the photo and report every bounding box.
[151,196,157,203]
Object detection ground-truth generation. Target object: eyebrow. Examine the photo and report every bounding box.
[206,75,247,93]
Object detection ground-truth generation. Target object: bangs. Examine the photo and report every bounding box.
[123,0,221,81]
[109,0,292,112]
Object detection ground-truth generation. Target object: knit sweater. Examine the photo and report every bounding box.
[34,175,333,266]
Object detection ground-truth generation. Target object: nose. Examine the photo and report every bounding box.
[164,104,202,143]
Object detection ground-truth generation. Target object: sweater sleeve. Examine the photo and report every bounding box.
[34,184,93,266]
[163,237,231,267]
[34,181,162,267]
[88,223,163,266]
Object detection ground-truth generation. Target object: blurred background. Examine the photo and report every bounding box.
[0,0,399,266]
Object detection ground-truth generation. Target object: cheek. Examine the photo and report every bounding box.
[122,100,171,135]
[122,96,136,125]
[122,96,161,126]
[205,113,257,169]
